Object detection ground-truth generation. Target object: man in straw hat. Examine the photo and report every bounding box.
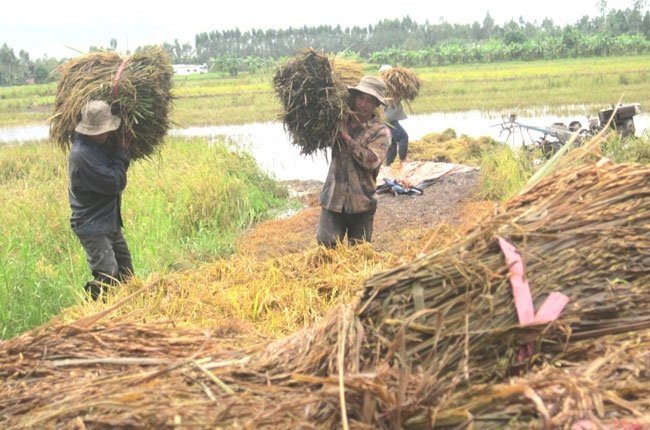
[68,100,134,300]
[317,76,391,247]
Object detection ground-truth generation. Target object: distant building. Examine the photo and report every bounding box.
[172,64,209,75]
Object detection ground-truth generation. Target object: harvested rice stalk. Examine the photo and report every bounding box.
[408,330,650,429]
[273,48,353,156]
[380,66,421,106]
[49,46,174,160]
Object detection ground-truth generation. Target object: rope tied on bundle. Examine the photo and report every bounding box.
[111,60,128,99]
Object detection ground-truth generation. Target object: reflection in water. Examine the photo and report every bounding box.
[2,112,648,181]
[0,125,49,143]
[170,123,330,181]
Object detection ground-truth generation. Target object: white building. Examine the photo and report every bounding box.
[172,64,209,75]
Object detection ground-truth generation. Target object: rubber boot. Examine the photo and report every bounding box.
[84,280,105,301]
[84,273,116,301]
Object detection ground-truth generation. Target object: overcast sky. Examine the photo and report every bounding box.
[1,0,644,59]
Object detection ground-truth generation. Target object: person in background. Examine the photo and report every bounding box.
[68,100,134,300]
[316,76,391,248]
[380,64,409,166]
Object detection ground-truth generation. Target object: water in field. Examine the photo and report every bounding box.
[2,111,648,181]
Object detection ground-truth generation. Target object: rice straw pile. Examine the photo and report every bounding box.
[2,150,649,427]
[273,48,362,156]
[49,46,174,160]
[380,65,422,106]
[248,158,650,427]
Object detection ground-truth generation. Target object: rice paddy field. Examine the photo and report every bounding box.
[1,55,649,127]
[1,54,649,429]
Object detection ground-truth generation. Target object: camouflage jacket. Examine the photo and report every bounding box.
[319,116,390,214]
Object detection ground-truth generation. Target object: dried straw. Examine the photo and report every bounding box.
[395,330,650,429]
[49,46,174,160]
[246,157,650,426]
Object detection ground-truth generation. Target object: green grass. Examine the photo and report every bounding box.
[0,137,290,339]
[477,145,535,201]
[412,56,650,116]
[602,133,650,163]
[1,55,648,127]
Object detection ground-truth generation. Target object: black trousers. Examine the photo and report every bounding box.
[75,229,134,284]
[316,208,376,248]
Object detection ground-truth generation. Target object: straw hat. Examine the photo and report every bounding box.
[348,76,387,106]
[75,100,121,136]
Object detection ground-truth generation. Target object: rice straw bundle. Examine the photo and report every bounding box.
[249,159,650,425]
[272,48,354,156]
[49,46,174,160]
[419,330,650,429]
[380,65,421,105]
[355,160,650,372]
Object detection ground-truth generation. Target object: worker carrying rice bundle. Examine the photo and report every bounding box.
[49,46,173,300]
[316,75,391,248]
[379,64,422,166]
[274,49,390,247]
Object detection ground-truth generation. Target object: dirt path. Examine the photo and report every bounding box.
[237,169,487,260]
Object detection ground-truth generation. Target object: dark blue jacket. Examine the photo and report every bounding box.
[68,134,129,235]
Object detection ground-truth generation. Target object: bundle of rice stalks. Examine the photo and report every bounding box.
[49,46,174,160]
[246,160,649,426]
[421,330,650,429]
[380,65,422,104]
[272,48,355,156]
[356,160,650,373]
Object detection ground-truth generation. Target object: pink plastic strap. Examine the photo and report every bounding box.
[112,60,127,98]
[498,237,569,361]
[534,292,570,323]
[498,237,535,325]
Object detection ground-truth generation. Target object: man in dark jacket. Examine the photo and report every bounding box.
[316,76,391,247]
[68,100,133,300]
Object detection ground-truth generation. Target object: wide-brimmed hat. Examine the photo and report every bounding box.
[348,76,387,106]
[74,100,121,136]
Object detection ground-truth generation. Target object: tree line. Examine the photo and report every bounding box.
[1,3,649,85]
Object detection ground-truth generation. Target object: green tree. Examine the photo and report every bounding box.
[0,43,29,86]
[482,12,495,39]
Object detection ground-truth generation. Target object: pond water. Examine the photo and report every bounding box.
[2,111,648,181]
